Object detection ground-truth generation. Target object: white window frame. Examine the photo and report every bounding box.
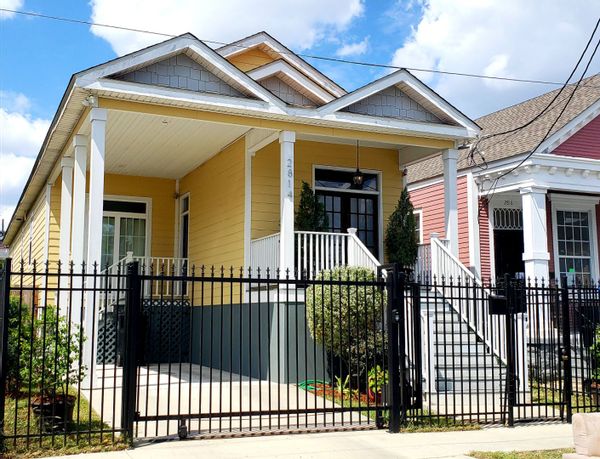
[102,195,152,266]
[178,192,190,259]
[551,195,600,282]
[311,164,384,261]
[413,209,423,244]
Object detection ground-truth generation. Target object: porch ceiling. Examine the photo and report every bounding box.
[80,110,249,179]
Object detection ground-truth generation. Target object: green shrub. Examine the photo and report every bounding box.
[6,299,85,397]
[591,326,600,381]
[295,181,328,231]
[6,296,34,396]
[384,187,418,268]
[305,266,386,375]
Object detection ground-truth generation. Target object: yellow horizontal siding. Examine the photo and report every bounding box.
[251,139,404,261]
[103,174,177,259]
[180,137,245,304]
[227,48,275,72]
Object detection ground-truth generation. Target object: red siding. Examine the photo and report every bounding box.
[479,198,492,281]
[410,176,470,267]
[554,115,600,159]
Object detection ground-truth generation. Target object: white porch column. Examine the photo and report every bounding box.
[70,134,88,325]
[58,157,73,316]
[520,186,550,281]
[86,108,107,268]
[279,131,295,277]
[443,149,459,257]
[83,108,107,387]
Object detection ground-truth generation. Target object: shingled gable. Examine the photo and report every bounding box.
[318,68,479,133]
[75,33,287,109]
[216,31,346,98]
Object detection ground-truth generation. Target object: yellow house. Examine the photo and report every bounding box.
[3,31,479,291]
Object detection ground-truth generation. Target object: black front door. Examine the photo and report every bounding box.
[316,190,379,256]
[494,229,525,278]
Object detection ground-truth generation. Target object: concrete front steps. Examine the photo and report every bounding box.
[421,294,507,394]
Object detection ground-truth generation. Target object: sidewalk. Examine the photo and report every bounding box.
[44,423,573,459]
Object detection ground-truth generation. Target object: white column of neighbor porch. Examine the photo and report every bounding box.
[279,130,296,278]
[442,148,459,257]
[519,186,550,282]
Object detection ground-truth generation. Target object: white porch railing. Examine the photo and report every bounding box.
[413,243,431,282]
[250,228,381,278]
[99,253,189,311]
[429,235,508,365]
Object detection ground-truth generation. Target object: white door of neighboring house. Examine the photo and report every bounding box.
[100,199,150,269]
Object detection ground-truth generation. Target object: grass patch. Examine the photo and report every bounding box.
[531,381,597,412]
[2,389,128,458]
[469,448,573,459]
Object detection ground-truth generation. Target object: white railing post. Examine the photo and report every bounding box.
[347,228,357,266]
[430,232,440,281]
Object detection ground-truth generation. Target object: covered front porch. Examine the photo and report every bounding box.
[56,103,463,282]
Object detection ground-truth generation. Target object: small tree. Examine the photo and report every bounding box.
[384,187,418,268]
[295,181,328,231]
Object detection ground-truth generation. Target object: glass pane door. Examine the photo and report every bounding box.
[101,216,116,269]
[317,190,379,256]
[118,217,147,260]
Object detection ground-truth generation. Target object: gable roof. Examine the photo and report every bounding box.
[77,33,288,109]
[3,32,478,246]
[217,31,346,98]
[407,74,600,184]
[318,69,480,133]
[247,59,335,105]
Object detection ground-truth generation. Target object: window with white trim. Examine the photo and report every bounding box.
[413,209,423,244]
[556,210,592,284]
[179,194,190,259]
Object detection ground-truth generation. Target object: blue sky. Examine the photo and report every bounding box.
[1,0,599,226]
[0,1,420,120]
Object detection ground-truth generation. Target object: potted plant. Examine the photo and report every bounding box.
[589,326,600,405]
[28,307,86,431]
[367,365,388,403]
[384,187,419,275]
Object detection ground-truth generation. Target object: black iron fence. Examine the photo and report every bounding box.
[1,259,600,453]
[403,274,600,427]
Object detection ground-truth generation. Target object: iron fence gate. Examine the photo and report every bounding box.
[121,263,394,439]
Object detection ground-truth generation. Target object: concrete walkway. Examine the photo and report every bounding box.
[43,423,573,458]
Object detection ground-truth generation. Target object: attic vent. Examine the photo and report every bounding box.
[493,208,523,230]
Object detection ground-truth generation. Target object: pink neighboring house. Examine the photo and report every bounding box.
[408,75,600,284]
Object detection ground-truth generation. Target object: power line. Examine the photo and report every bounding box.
[470,17,600,153]
[0,6,590,88]
[482,18,600,209]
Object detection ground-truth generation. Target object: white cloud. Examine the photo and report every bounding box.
[391,0,600,118]
[336,36,369,57]
[90,0,364,55]
[0,0,22,19]
[0,94,49,225]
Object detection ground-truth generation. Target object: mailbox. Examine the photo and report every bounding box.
[489,286,526,315]
[489,293,508,315]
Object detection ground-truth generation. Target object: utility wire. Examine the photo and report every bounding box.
[483,22,600,209]
[0,6,594,88]
[470,17,600,152]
